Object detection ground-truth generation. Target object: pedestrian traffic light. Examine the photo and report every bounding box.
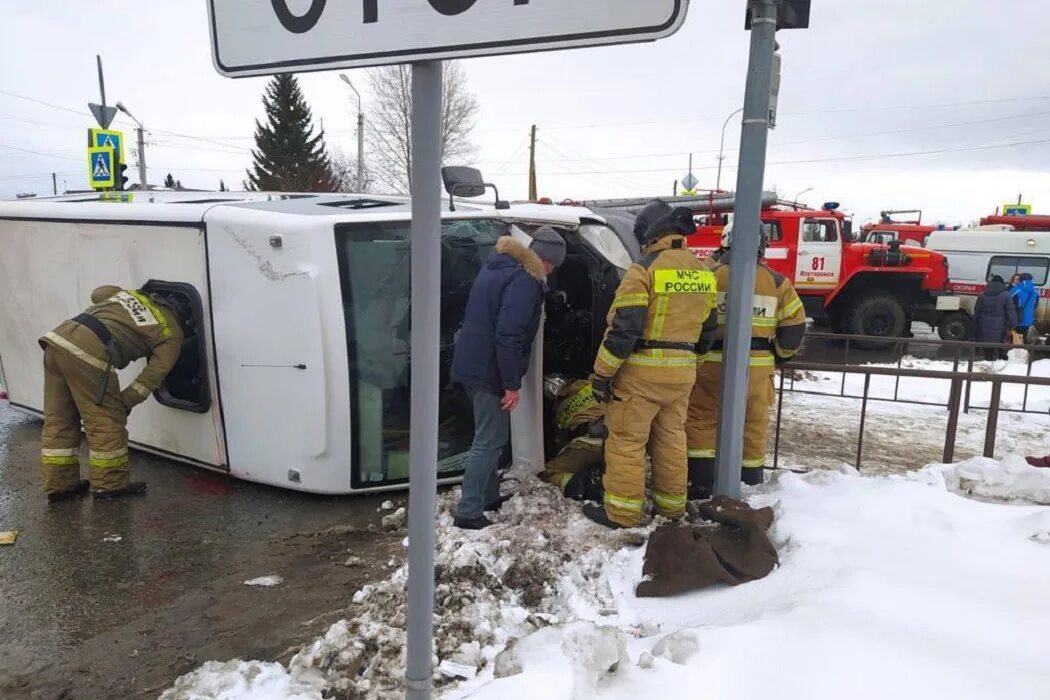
[115,162,129,191]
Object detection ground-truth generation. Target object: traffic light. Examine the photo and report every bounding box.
[115,161,129,191]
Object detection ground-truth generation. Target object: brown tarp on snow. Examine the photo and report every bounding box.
[635,496,778,598]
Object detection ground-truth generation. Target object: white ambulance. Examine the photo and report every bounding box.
[926,228,1050,337]
[0,181,635,494]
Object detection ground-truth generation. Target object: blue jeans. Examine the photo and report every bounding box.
[456,386,509,520]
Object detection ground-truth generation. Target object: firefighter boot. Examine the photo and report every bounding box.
[564,465,605,502]
[582,502,625,530]
[93,481,148,500]
[688,458,715,500]
[47,479,90,503]
[741,467,765,486]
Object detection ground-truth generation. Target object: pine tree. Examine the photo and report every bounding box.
[246,74,339,192]
[163,173,176,189]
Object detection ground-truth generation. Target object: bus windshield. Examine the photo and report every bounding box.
[334,218,509,488]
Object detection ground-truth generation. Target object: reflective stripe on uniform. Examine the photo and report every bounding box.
[743,457,767,468]
[652,490,687,513]
[626,353,698,368]
[648,294,671,343]
[688,448,716,458]
[716,313,777,328]
[779,297,804,320]
[702,351,775,367]
[610,292,649,310]
[41,448,79,466]
[89,448,129,469]
[41,332,109,371]
[126,290,172,338]
[596,345,626,372]
[604,491,644,513]
[553,472,574,489]
[130,380,151,397]
[42,447,78,457]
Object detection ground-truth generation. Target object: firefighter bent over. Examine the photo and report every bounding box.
[685,225,806,498]
[585,201,717,529]
[39,285,185,501]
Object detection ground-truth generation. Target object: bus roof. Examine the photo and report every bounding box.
[0,191,607,228]
[926,228,1050,254]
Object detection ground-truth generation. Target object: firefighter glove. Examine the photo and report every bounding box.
[591,375,614,403]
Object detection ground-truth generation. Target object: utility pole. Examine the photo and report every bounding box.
[339,74,366,192]
[52,172,57,196]
[714,0,782,498]
[528,124,538,201]
[135,127,148,190]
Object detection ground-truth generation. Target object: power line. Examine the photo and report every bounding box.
[0,144,82,162]
[497,136,1050,176]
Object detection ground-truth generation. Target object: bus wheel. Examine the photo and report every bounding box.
[937,312,973,342]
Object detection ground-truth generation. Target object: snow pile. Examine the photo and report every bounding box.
[281,481,645,698]
[919,454,1050,504]
[159,660,323,700]
[446,468,1050,700]
[165,462,1050,700]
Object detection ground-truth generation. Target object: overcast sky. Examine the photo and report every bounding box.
[3,1,1050,223]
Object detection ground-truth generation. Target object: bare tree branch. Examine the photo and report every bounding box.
[365,62,479,193]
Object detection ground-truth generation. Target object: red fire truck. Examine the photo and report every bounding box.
[858,209,941,246]
[573,194,962,347]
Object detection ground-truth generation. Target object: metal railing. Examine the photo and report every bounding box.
[773,333,1050,471]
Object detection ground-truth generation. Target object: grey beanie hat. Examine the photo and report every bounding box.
[530,226,567,267]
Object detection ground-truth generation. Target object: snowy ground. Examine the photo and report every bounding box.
[776,353,1050,475]
[162,457,1050,700]
[161,356,1050,700]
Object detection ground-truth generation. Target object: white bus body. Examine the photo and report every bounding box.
[0,193,633,494]
[926,229,1050,333]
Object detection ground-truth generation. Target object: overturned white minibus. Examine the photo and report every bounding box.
[0,189,635,493]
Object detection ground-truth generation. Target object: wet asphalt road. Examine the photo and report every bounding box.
[0,402,393,698]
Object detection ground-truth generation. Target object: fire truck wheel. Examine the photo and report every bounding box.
[936,312,973,342]
[846,292,906,348]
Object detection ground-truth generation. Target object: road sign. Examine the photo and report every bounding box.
[207,0,690,76]
[88,128,125,162]
[88,102,118,129]
[682,173,699,190]
[1004,203,1032,216]
[88,146,116,189]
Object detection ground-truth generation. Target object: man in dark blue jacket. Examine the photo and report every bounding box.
[450,228,566,529]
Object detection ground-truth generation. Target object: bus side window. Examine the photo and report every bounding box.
[987,256,1050,286]
[141,280,212,413]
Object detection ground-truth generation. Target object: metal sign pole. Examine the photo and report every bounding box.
[405,59,443,700]
[714,0,778,498]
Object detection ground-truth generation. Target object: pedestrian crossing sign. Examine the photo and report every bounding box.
[88,128,125,162]
[88,146,116,189]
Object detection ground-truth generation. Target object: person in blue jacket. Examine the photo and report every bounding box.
[450,228,566,529]
[1010,272,1039,338]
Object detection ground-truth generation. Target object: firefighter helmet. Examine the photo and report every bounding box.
[720,223,768,257]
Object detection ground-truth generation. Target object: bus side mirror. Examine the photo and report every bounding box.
[441,166,509,212]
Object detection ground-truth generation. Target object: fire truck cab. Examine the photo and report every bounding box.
[684,200,960,346]
[858,209,941,246]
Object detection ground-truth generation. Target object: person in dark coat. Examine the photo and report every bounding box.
[450,228,566,529]
[973,275,1018,361]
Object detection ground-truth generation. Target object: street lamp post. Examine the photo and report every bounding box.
[339,74,365,193]
[716,107,744,191]
[115,101,147,190]
[794,186,813,203]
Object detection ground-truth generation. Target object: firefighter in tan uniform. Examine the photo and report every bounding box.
[38,285,185,501]
[685,225,806,498]
[586,201,718,528]
[541,379,606,501]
